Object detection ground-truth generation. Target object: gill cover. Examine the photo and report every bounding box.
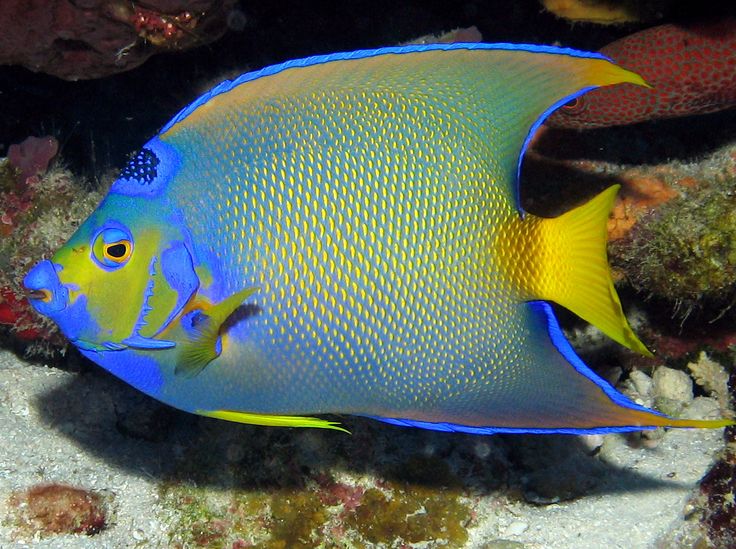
[48,138,200,351]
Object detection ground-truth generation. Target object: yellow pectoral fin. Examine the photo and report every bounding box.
[175,286,259,378]
[519,185,652,356]
[197,409,350,433]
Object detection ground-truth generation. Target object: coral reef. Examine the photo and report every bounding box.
[611,170,736,318]
[688,352,732,411]
[0,0,236,80]
[7,483,111,538]
[0,140,104,354]
[700,429,736,547]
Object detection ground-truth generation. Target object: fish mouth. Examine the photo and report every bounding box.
[25,288,52,303]
[23,259,69,314]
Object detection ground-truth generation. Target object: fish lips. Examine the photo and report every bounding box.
[23,259,69,315]
[24,260,101,346]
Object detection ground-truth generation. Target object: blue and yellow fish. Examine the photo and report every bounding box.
[24,43,732,434]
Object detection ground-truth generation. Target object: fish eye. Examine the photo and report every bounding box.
[104,241,131,261]
[92,226,134,269]
[561,96,586,114]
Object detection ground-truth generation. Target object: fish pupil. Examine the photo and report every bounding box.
[107,243,127,258]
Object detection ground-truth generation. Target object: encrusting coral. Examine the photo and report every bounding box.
[8,483,111,538]
[611,172,736,320]
[0,137,104,355]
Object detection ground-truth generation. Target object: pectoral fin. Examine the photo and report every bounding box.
[174,286,258,378]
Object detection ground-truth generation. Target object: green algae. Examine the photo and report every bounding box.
[614,177,736,318]
[347,485,470,547]
[161,452,473,548]
[161,482,271,548]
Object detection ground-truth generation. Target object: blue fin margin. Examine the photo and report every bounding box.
[515,86,595,215]
[369,416,656,435]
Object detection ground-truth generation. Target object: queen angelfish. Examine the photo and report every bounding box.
[24,43,732,434]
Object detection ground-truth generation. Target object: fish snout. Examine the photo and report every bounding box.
[23,260,69,315]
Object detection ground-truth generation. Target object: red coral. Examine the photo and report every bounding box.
[9,483,108,536]
[130,6,197,47]
[0,287,43,340]
[7,136,59,184]
[315,474,365,514]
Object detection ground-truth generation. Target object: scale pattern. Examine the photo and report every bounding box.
[154,48,641,424]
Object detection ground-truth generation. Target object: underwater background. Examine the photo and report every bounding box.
[2,0,736,547]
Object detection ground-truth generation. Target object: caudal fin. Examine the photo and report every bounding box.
[523,185,651,355]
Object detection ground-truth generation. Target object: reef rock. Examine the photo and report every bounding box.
[0,0,235,80]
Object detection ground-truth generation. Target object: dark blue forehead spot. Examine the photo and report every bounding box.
[110,137,179,198]
[120,148,160,186]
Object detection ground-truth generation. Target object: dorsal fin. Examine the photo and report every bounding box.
[159,43,645,215]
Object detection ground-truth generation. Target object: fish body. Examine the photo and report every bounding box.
[25,43,731,434]
[548,19,736,128]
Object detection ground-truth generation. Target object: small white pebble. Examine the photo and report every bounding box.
[504,521,529,536]
[578,434,604,453]
[629,370,653,399]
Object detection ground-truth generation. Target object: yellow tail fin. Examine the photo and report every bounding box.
[530,185,652,355]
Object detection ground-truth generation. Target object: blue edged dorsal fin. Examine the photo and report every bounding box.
[159,43,646,218]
